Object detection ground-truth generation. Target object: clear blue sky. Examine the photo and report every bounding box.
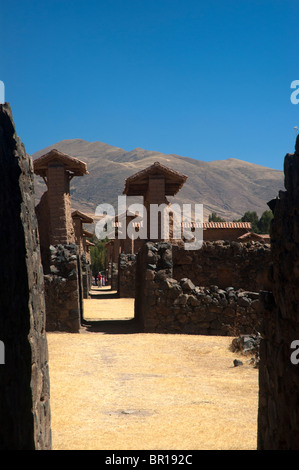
[1,0,298,170]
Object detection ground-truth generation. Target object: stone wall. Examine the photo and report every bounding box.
[44,244,82,333]
[258,137,299,449]
[111,262,118,290]
[0,103,51,449]
[135,242,262,335]
[118,253,137,298]
[81,253,92,299]
[173,240,272,292]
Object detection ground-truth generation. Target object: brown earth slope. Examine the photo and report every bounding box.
[32,139,284,221]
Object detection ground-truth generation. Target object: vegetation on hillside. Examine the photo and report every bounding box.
[208,212,226,222]
[209,210,274,234]
[237,210,273,234]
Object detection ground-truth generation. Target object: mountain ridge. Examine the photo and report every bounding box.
[31,139,284,222]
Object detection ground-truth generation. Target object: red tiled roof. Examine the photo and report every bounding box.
[203,222,251,229]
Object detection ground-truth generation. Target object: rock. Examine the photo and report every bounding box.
[231,334,261,354]
[237,296,251,307]
[233,359,243,367]
[147,264,157,270]
[180,278,196,292]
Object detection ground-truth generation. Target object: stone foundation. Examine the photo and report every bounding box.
[44,244,82,332]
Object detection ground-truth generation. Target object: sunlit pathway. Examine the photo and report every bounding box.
[83,287,135,322]
[47,291,259,450]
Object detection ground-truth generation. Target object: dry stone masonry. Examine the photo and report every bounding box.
[44,244,83,332]
[0,103,51,450]
[173,240,272,292]
[118,253,137,298]
[135,241,262,335]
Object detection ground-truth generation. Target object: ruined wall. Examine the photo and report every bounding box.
[35,191,51,273]
[258,138,299,449]
[173,240,271,292]
[81,253,92,299]
[135,242,262,335]
[0,103,51,450]
[118,253,137,298]
[111,262,118,290]
[44,244,82,333]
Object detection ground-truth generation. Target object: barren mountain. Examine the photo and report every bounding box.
[32,139,284,222]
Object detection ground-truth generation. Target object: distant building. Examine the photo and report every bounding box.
[201,221,251,242]
[238,231,270,244]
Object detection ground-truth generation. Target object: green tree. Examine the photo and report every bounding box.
[240,211,259,233]
[257,210,274,234]
[208,212,226,222]
[89,236,108,276]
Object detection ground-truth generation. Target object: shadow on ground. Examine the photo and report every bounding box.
[81,318,141,334]
[88,287,119,300]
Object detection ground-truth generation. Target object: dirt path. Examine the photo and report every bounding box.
[46,291,259,450]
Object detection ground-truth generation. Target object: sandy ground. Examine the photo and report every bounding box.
[46,288,259,450]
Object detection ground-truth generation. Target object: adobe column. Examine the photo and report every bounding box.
[47,162,75,245]
[145,175,167,240]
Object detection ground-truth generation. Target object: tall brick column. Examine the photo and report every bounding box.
[34,149,89,332]
[123,161,187,242]
[47,162,75,245]
[34,148,89,263]
[145,175,168,240]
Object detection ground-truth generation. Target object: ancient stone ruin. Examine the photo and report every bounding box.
[2,97,299,449]
[109,161,260,299]
[0,103,51,449]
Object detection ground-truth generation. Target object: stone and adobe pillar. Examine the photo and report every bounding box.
[258,135,299,449]
[34,149,89,273]
[0,103,51,449]
[72,210,94,299]
[72,210,94,255]
[123,161,187,242]
[34,149,89,332]
[47,161,75,245]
